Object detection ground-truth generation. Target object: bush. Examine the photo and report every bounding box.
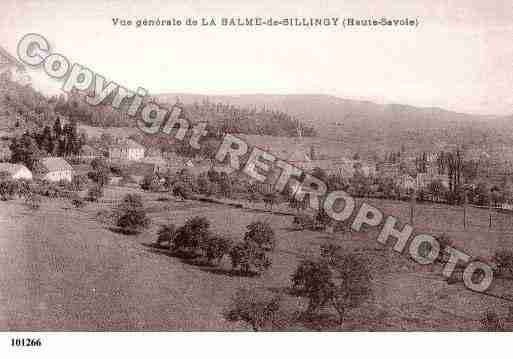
[157,224,176,247]
[141,173,163,192]
[229,241,272,274]
[86,185,103,202]
[196,173,216,196]
[224,288,283,331]
[0,179,17,200]
[172,181,192,200]
[292,213,315,231]
[117,211,150,234]
[243,221,275,252]
[115,194,150,234]
[173,216,210,253]
[200,234,231,266]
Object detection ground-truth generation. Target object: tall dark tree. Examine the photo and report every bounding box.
[53,117,62,138]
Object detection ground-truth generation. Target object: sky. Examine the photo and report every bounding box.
[0,0,512,116]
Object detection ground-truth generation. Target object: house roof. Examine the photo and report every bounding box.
[109,139,145,151]
[0,163,31,175]
[39,157,74,173]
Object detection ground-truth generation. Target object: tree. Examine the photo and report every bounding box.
[40,125,54,154]
[141,173,162,192]
[224,288,283,331]
[229,241,272,274]
[173,216,211,254]
[0,178,17,201]
[116,194,150,234]
[292,259,335,314]
[244,221,275,252]
[157,224,176,248]
[200,234,231,266]
[172,181,192,200]
[9,133,42,169]
[89,157,110,187]
[291,247,372,325]
[53,117,62,138]
[292,213,315,231]
[86,185,103,202]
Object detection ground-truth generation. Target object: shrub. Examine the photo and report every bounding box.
[243,221,275,252]
[172,181,192,200]
[224,288,283,331]
[141,173,162,192]
[292,213,315,231]
[229,241,272,274]
[196,173,216,196]
[157,224,176,248]
[86,185,103,202]
[173,216,211,254]
[200,234,231,266]
[89,157,110,187]
[117,210,150,234]
[0,179,17,200]
[115,194,150,234]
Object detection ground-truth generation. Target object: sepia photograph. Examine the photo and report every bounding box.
[0,0,513,355]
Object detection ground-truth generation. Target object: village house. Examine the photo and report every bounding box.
[108,139,145,162]
[35,157,74,182]
[0,163,32,180]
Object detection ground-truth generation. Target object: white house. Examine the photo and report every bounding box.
[36,157,74,182]
[0,163,32,180]
[108,139,145,162]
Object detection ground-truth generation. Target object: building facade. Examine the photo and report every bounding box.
[36,157,74,182]
[108,139,145,162]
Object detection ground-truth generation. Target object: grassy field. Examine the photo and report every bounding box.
[2,187,513,330]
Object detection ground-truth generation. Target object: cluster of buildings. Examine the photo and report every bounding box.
[376,153,450,193]
[0,157,75,182]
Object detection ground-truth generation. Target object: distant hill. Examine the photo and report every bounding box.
[156,93,513,158]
